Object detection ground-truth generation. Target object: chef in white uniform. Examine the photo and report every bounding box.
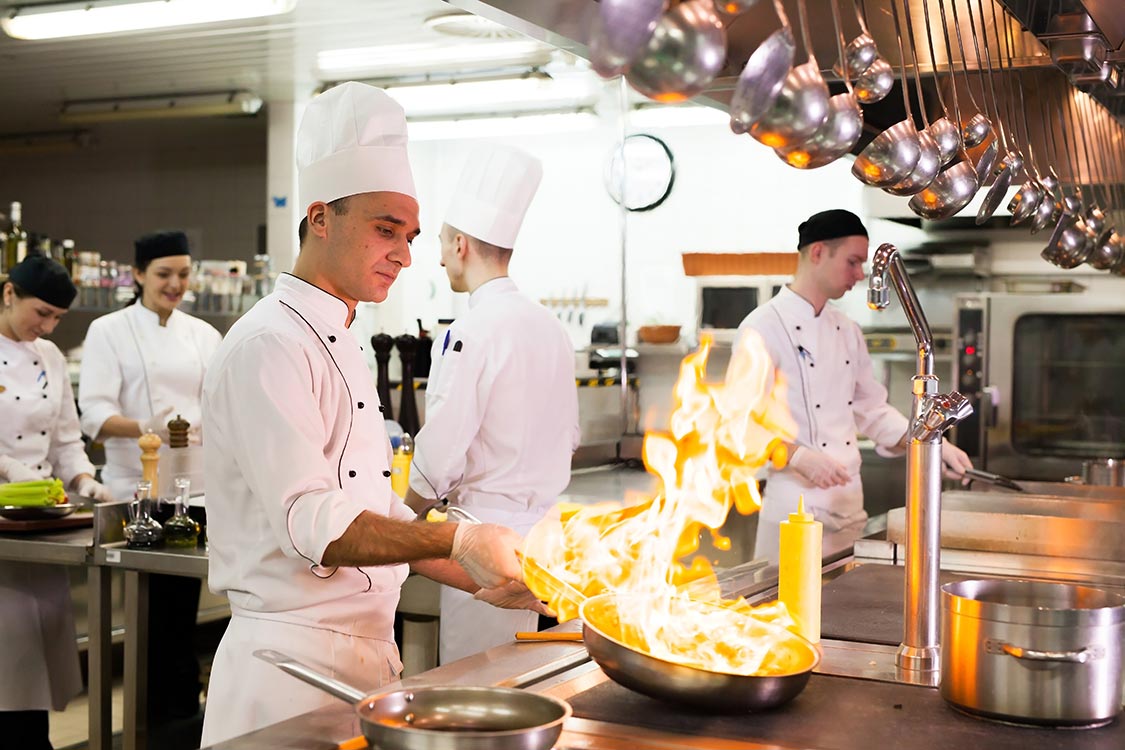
[404,144,580,664]
[78,230,221,730]
[199,82,547,746]
[78,230,221,501]
[0,255,113,749]
[733,210,972,564]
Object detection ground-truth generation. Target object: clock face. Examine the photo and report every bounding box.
[604,133,676,212]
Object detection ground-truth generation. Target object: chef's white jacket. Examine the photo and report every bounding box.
[735,286,908,561]
[78,303,221,499]
[200,274,418,744]
[409,277,579,663]
[0,334,92,711]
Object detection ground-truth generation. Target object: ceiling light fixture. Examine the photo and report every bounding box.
[1,0,296,41]
[316,39,553,79]
[60,91,262,123]
[408,111,599,142]
[0,128,91,155]
[384,75,598,120]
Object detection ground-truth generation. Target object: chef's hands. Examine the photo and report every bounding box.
[139,405,176,441]
[76,475,115,503]
[0,456,41,483]
[788,446,851,488]
[188,423,203,446]
[941,438,973,483]
[474,580,553,616]
[451,522,524,589]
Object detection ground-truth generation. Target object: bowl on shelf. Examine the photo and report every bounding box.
[637,325,681,344]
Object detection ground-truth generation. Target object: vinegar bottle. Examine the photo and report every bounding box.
[778,496,822,644]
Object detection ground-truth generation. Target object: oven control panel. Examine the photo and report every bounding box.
[953,303,985,459]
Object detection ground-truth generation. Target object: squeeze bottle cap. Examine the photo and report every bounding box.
[789,496,817,524]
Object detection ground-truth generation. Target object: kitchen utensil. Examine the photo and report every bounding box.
[728,0,795,131]
[949,0,991,148]
[515,631,583,642]
[254,650,571,750]
[853,56,894,104]
[941,579,1125,727]
[1081,458,1124,487]
[750,0,829,148]
[835,0,877,77]
[975,0,1024,224]
[580,592,819,712]
[963,468,1025,492]
[774,0,861,169]
[626,0,727,103]
[715,0,762,13]
[587,0,667,78]
[0,504,78,521]
[883,0,940,195]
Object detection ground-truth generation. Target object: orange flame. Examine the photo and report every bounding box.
[523,332,809,675]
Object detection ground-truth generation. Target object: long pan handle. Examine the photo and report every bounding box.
[963,468,1024,492]
[253,649,367,704]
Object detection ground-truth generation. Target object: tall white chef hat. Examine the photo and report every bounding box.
[296,81,416,214]
[444,144,543,249]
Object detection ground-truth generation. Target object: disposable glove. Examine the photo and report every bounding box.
[0,456,42,483]
[188,423,203,446]
[451,522,524,589]
[788,446,851,489]
[941,438,973,483]
[76,476,115,502]
[473,580,554,617]
[139,405,176,442]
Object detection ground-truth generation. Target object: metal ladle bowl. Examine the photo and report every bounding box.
[926,117,963,167]
[852,120,922,187]
[835,32,878,77]
[775,92,863,168]
[626,0,727,103]
[588,0,668,78]
[884,130,942,196]
[962,113,991,149]
[729,26,797,132]
[1087,230,1123,270]
[1030,195,1061,234]
[750,61,830,149]
[1007,177,1044,225]
[853,57,894,103]
[908,159,980,219]
[975,151,1024,225]
[1052,214,1095,268]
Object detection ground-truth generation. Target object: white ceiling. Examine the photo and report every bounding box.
[0,0,527,132]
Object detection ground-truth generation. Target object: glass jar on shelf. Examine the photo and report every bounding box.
[163,476,200,548]
[124,480,163,549]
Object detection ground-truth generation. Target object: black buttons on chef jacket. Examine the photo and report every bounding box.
[32,360,37,366]
[328,335,337,343]
[815,404,820,409]
[822,442,827,447]
[795,326,801,331]
[348,470,356,478]
[357,402,365,409]
[40,431,46,435]
[845,360,850,365]
[848,400,853,405]
[379,405,385,414]
[382,470,391,478]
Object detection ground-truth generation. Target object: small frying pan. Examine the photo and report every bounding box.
[254,650,570,750]
[963,468,1026,492]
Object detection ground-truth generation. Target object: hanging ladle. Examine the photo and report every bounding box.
[1006,70,1047,226]
[851,0,895,103]
[626,0,727,103]
[883,0,941,195]
[729,0,797,132]
[775,0,863,168]
[948,0,991,148]
[1085,99,1124,270]
[836,0,878,77]
[1030,71,1065,234]
[750,0,830,149]
[907,0,980,218]
[975,0,1025,224]
[588,0,668,78]
[1045,87,1094,267]
[963,0,999,182]
[911,0,962,166]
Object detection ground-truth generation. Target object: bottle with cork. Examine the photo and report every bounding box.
[778,495,822,645]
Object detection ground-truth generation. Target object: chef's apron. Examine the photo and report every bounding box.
[200,614,402,746]
[439,501,543,665]
[0,339,82,711]
[753,471,866,566]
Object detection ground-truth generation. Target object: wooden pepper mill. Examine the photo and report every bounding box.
[371,333,395,420]
[394,334,420,437]
[167,414,190,449]
[138,431,162,494]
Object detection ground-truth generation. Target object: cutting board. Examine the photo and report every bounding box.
[0,514,94,533]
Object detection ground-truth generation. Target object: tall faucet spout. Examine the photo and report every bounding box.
[868,243,933,378]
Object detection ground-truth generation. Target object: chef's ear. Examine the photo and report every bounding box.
[454,232,470,260]
[807,240,826,265]
[306,202,330,240]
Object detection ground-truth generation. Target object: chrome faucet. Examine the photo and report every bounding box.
[868,243,973,678]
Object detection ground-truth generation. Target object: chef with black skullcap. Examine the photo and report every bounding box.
[0,255,112,748]
[730,210,972,564]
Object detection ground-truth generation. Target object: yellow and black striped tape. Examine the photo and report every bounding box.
[577,376,638,387]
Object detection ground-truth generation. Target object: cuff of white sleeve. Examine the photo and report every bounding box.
[286,490,368,566]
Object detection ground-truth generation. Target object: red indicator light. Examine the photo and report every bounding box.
[965,346,976,355]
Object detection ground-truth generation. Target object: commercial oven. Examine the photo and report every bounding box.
[952,292,1125,480]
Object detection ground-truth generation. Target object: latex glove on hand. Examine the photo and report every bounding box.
[473,580,554,617]
[139,405,176,442]
[788,446,851,488]
[187,423,203,446]
[76,476,115,502]
[0,455,42,483]
[941,438,973,483]
[451,522,524,589]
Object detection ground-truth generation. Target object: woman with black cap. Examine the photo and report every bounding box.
[0,255,113,749]
[77,231,221,730]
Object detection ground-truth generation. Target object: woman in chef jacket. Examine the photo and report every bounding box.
[0,255,114,748]
[78,230,221,500]
[78,230,221,727]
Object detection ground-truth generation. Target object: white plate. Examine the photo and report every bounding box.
[0,504,78,521]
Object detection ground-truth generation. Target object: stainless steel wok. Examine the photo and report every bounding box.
[580,592,819,713]
[254,650,571,750]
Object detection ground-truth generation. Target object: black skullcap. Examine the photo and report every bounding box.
[135,230,190,266]
[8,254,77,309]
[797,209,869,249]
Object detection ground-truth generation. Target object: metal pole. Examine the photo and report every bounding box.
[616,76,630,439]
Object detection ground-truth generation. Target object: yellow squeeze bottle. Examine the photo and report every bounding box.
[390,434,413,498]
[778,496,822,644]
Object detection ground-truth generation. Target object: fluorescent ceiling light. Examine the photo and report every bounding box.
[408,112,599,142]
[1,0,296,41]
[60,91,262,123]
[387,76,598,119]
[629,105,729,129]
[317,39,552,78]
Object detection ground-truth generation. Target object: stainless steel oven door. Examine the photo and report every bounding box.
[969,293,1125,480]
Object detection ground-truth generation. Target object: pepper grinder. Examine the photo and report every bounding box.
[138,431,162,493]
[371,333,395,421]
[394,334,420,437]
[167,414,190,449]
